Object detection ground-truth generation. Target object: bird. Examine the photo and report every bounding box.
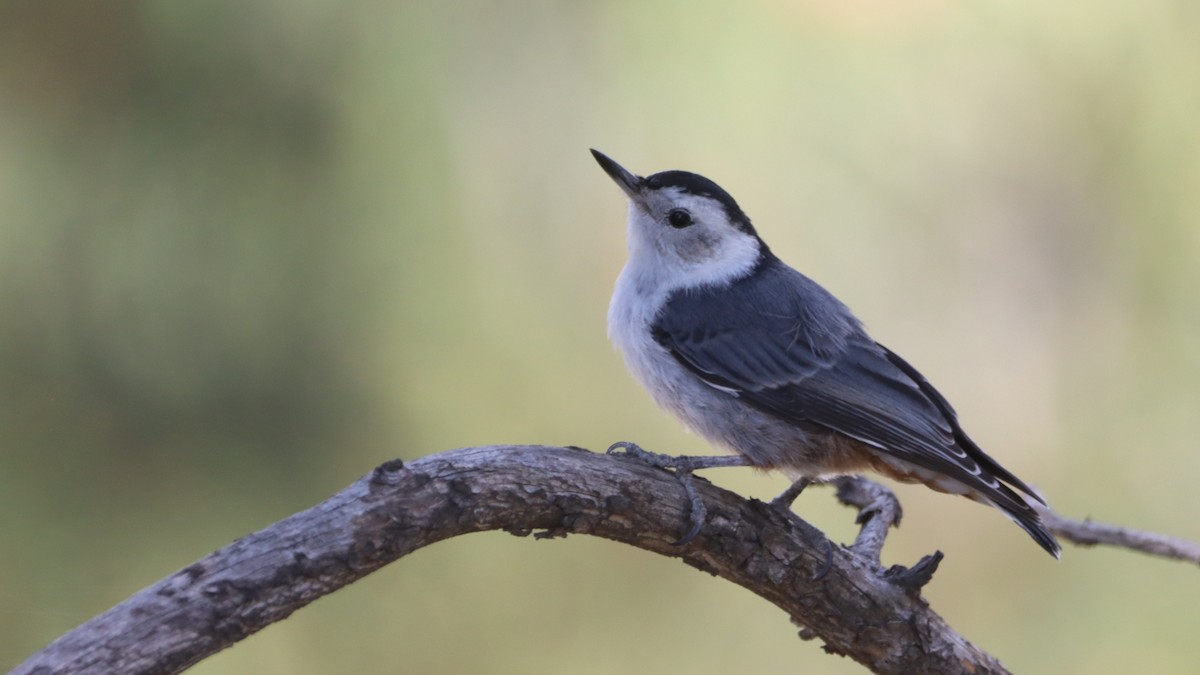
[591,148,1060,558]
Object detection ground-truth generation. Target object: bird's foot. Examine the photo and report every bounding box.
[605,441,750,473]
[607,443,835,578]
[606,442,748,545]
[605,441,680,470]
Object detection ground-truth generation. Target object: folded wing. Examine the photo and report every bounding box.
[652,258,1051,540]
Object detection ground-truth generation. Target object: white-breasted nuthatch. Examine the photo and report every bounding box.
[592,149,1060,558]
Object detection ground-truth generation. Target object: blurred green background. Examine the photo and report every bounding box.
[2,1,1198,673]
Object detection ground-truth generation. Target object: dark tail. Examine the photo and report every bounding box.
[880,345,1060,557]
[996,495,1061,558]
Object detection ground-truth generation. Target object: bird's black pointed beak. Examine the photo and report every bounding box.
[590,149,644,202]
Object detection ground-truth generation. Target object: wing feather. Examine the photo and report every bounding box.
[652,258,1042,511]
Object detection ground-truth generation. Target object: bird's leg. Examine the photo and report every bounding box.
[606,442,749,545]
[766,476,837,581]
[769,477,813,511]
[608,443,836,580]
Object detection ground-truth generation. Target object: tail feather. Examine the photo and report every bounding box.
[869,452,1062,558]
[996,498,1061,558]
[964,479,1061,558]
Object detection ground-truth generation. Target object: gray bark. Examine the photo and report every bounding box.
[12,445,1009,675]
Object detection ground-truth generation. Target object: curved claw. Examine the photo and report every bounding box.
[606,441,675,470]
[671,469,707,546]
[673,508,706,545]
[606,441,639,455]
[605,443,754,546]
[606,442,710,544]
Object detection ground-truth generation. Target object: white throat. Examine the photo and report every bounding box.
[607,208,762,347]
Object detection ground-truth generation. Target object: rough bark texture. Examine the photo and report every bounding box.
[13,445,1010,674]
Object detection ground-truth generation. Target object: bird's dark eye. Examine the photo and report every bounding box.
[667,209,693,229]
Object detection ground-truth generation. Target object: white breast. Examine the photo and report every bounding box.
[606,249,826,472]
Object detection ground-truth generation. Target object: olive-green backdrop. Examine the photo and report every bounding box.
[2,2,1198,673]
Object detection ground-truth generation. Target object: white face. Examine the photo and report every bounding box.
[623,187,762,295]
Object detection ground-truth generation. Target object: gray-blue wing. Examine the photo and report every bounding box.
[652,260,1043,508]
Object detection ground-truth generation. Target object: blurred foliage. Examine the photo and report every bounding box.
[1,1,1198,673]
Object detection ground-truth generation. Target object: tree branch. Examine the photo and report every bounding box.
[1041,509,1200,565]
[12,445,1004,675]
[12,445,1198,675]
